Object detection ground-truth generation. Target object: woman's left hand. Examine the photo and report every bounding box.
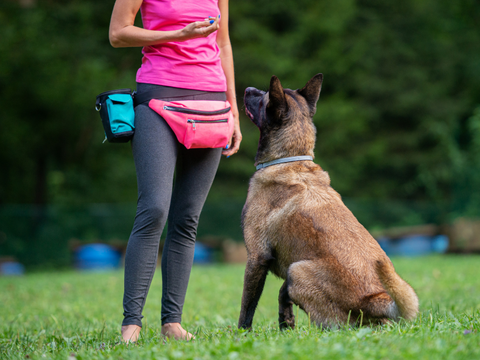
[222,114,242,157]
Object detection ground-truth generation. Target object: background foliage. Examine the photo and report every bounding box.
[0,0,479,267]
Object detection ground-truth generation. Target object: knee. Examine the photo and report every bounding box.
[168,215,199,241]
[139,203,169,229]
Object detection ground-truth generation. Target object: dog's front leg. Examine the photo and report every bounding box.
[238,254,272,329]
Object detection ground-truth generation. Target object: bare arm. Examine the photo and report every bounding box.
[109,0,220,48]
[217,0,242,156]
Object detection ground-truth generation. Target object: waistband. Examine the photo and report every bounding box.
[135,83,227,106]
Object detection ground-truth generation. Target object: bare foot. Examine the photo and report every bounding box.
[161,323,194,340]
[121,324,141,343]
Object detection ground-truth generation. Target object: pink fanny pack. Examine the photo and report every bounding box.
[149,99,234,149]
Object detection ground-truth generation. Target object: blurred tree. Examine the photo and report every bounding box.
[1,0,480,267]
[229,0,480,208]
[453,106,480,217]
[0,0,479,207]
[0,0,140,206]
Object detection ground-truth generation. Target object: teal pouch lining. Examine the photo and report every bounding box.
[106,94,135,134]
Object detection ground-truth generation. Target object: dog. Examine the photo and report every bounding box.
[239,74,419,330]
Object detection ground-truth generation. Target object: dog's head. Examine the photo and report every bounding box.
[244,74,323,166]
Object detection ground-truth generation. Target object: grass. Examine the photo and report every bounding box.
[0,255,479,359]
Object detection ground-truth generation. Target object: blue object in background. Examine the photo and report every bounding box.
[193,242,212,264]
[76,244,121,270]
[378,234,449,257]
[377,237,392,254]
[0,262,25,276]
[431,235,449,253]
[395,235,432,256]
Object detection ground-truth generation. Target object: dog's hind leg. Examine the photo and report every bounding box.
[287,260,357,328]
[278,279,295,330]
[238,254,274,329]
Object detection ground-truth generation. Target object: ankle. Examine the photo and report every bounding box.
[161,322,181,335]
[162,322,180,329]
[121,324,141,343]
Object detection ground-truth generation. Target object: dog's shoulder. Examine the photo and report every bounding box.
[245,161,334,212]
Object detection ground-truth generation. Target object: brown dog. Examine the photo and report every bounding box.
[239,74,419,330]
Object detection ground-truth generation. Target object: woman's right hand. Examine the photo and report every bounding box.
[179,15,220,40]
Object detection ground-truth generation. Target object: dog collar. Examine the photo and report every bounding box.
[255,156,314,170]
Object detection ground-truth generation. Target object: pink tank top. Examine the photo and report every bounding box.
[136,0,227,92]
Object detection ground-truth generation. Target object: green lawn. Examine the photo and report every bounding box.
[0,255,479,359]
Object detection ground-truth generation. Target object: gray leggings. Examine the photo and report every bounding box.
[122,83,225,327]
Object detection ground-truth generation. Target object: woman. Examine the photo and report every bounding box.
[109,0,241,342]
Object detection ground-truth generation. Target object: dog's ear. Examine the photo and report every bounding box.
[298,73,323,116]
[267,75,288,120]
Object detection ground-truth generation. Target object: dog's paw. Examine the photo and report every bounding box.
[279,316,296,331]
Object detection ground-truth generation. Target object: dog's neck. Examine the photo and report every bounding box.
[254,121,316,167]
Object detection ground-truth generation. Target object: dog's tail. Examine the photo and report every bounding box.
[375,260,419,320]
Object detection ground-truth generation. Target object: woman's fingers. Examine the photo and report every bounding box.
[200,17,219,36]
[222,127,242,157]
[228,135,242,156]
[181,17,219,40]
[224,139,232,151]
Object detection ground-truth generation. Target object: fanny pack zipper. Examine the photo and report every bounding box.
[163,105,231,116]
[187,119,228,130]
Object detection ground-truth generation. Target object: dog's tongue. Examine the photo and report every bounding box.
[245,108,254,120]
